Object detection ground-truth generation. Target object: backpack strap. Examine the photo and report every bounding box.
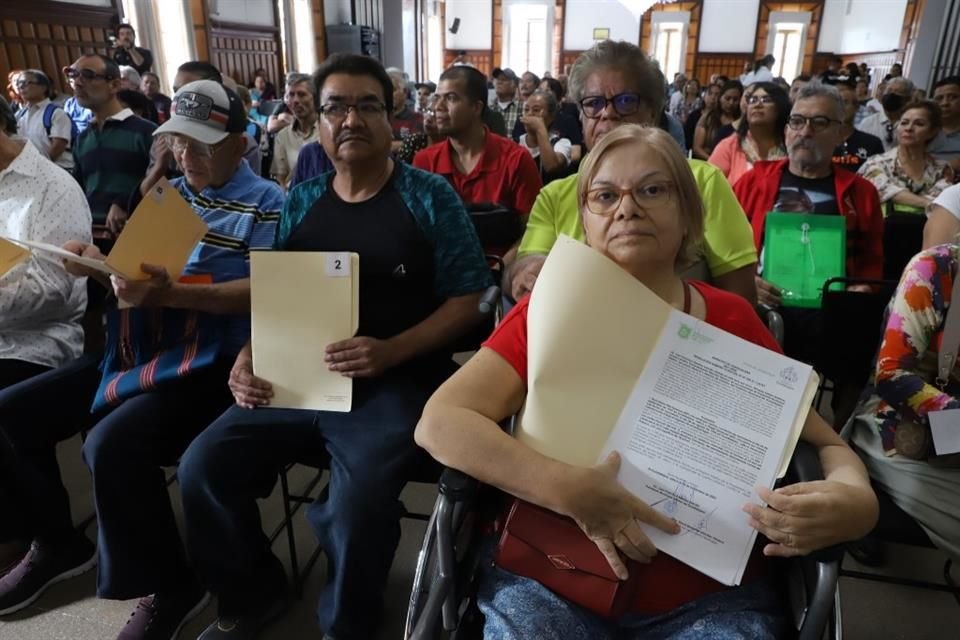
[42,103,58,137]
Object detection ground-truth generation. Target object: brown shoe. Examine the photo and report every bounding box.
[0,541,28,576]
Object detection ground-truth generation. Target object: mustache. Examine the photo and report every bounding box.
[336,132,369,145]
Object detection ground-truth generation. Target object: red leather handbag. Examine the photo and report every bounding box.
[494,498,639,618]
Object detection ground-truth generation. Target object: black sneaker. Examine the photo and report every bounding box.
[0,538,97,615]
[196,594,288,640]
[115,581,210,640]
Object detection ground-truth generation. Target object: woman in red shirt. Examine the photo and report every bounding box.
[415,125,878,639]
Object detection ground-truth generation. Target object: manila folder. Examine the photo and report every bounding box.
[251,251,359,412]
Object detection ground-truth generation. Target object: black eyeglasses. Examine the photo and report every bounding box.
[63,67,113,82]
[579,93,644,118]
[319,101,387,121]
[787,115,841,132]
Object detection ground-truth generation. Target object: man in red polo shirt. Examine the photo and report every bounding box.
[414,65,542,257]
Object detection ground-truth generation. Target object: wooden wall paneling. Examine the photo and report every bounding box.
[692,52,753,84]
[442,50,493,76]
[310,0,327,61]
[492,0,502,71]
[552,0,564,77]
[0,0,119,96]
[560,50,584,75]
[191,0,211,62]
[207,24,282,91]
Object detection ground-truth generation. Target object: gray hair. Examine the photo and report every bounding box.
[119,65,141,86]
[527,89,558,115]
[285,72,311,88]
[567,40,664,115]
[887,76,915,95]
[794,80,844,121]
[386,69,406,89]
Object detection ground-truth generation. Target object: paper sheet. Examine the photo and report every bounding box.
[251,251,359,412]
[4,179,206,283]
[518,236,673,467]
[598,312,816,585]
[105,178,209,280]
[522,235,817,586]
[929,409,960,455]
[0,237,31,277]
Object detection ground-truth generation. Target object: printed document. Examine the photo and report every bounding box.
[520,236,818,585]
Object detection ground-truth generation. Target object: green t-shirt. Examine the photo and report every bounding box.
[517,159,757,277]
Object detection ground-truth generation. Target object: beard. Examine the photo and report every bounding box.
[789,138,824,165]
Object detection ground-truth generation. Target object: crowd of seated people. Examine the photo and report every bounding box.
[0,24,958,640]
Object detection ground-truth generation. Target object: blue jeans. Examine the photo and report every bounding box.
[477,544,788,640]
[178,361,455,639]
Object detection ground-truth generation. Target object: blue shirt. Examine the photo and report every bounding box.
[290,141,336,189]
[280,162,491,299]
[63,96,94,136]
[173,161,284,355]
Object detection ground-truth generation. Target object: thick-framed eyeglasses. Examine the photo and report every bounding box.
[583,182,673,216]
[746,94,775,106]
[787,115,840,132]
[579,93,644,119]
[319,101,387,121]
[62,67,112,82]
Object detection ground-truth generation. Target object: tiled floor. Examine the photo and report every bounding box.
[0,433,958,640]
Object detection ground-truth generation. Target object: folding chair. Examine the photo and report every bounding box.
[813,277,898,426]
[882,211,925,282]
[404,441,842,640]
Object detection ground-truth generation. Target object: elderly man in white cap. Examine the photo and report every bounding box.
[0,80,283,640]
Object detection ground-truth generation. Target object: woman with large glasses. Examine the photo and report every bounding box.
[708,82,790,185]
[417,124,878,640]
[858,100,954,215]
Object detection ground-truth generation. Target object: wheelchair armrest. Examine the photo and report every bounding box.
[757,303,784,347]
[438,467,480,503]
[783,441,843,640]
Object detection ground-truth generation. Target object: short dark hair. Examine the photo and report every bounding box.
[80,54,120,80]
[312,53,394,113]
[177,61,222,84]
[902,99,942,132]
[142,71,160,83]
[540,76,565,102]
[792,74,811,84]
[934,75,960,91]
[439,65,488,112]
[0,95,16,134]
[714,75,729,85]
[522,71,541,86]
[116,23,135,35]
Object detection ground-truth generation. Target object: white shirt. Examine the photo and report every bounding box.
[858,111,898,152]
[16,98,74,170]
[519,132,573,166]
[931,182,960,220]
[270,118,319,185]
[0,140,92,367]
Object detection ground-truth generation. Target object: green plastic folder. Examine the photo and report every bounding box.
[764,212,846,309]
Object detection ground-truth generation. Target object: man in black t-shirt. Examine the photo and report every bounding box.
[832,82,883,172]
[178,53,491,640]
[111,24,153,75]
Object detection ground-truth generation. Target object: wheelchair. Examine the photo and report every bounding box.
[402,293,841,640]
[404,440,842,640]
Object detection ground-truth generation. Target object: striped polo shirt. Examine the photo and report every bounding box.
[172,161,284,355]
[72,108,156,225]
